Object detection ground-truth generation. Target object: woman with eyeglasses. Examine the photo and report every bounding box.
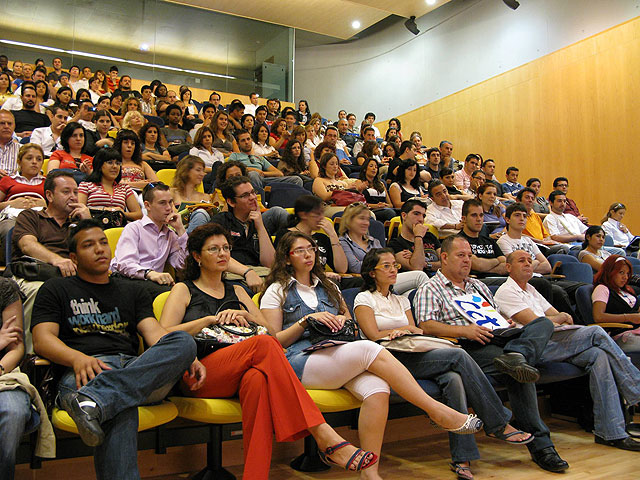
[78,147,143,222]
[601,202,637,252]
[261,231,483,480]
[160,223,378,479]
[355,247,533,480]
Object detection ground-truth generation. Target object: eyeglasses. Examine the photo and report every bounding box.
[235,189,257,199]
[289,246,318,256]
[203,245,230,255]
[375,262,401,272]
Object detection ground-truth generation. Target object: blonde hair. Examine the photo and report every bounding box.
[122,111,144,130]
[339,203,370,236]
[173,155,205,194]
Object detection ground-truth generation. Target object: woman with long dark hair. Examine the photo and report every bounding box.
[388,159,428,209]
[358,158,395,223]
[48,122,93,180]
[159,223,378,479]
[579,225,610,273]
[113,129,158,190]
[277,139,310,181]
[261,231,483,480]
[356,248,532,480]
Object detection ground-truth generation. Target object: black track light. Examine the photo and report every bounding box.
[404,16,420,35]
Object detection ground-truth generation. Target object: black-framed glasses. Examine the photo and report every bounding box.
[235,189,257,199]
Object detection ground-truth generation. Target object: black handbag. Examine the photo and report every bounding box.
[307,317,360,345]
[8,256,61,282]
[90,208,127,229]
[193,300,268,359]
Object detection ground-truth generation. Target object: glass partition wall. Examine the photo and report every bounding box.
[0,0,294,101]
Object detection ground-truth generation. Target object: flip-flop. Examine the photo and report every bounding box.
[442,414,484,435]
[449,462,473,480]
[487,429,534,445]
[318,441,378,471]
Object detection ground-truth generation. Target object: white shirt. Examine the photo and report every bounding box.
[89,90,101,105]
[497,234,542,258]
[261,276,323,310]
[543,211,587,237]
[252,141,277,157]
[601,218,634,247]
[30,126,62,156]
[70,78,89,92]
[354,290,411,332]
[494,276,552,326]
[78,119,96,132]
[189,146,223,169]
[425,199,463,237]
[244,104,258,116]
[1,97,22,111]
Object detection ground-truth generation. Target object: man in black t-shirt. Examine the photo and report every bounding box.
[388,199,441,274]
[31,220,199,478]
[13,83,50,137]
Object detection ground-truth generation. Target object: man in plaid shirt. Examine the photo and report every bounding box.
[413,235,569,473]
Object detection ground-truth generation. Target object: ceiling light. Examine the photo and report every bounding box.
[404,16,420,35]
[139,43,150,51]
[502,0,520,10]
[351,20,361,29]
[0,39,235,79]
[426,0,436,5]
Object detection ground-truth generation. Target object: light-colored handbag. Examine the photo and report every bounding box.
[376,334,459,353]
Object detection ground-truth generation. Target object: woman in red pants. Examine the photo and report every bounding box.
[160,223,376,479]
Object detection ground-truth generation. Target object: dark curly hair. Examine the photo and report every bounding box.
[360,248,396,293]
[262,231,344,312]
[185,223,233,280]
[215,160,247,187]
[358,157,384,193]
[279,139,306,174]
[113,129,142,165]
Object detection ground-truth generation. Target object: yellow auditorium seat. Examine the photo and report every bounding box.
[42,158,49,175]
[387,216,439,239]
[104,227,124,255]
[306,389,361,413]
[156,169,176,186]
[52,401,178,434]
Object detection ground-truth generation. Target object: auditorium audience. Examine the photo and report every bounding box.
[189,126,224,171]
[602,202,636,251]
[501,166,524,197]
[30,105,66,156]
[426,180,464,238]
[389,158,428,209]
[518,187,569,254]
[358,157,395,222]
[48,122,93,182]
[261,230,483,480]
[0,111,20,177]
[356,248,533,480]
[312,152,364,218]
[553,176,588,224]
[454,154,480,192]
[170,155,210,206]
[140,122,172,163]
[578,225,610,273]
[478,183,506,237]
[526,178,550,214]
[210,110,238,156]
[13,83,50,137]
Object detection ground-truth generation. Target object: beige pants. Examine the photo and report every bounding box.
[12,276,44,355]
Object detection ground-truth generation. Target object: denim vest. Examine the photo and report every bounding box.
[281,281,340,379]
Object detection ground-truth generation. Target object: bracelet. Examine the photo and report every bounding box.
[242,268,252,278]
[414,236,424,241]
[297,316,309,328]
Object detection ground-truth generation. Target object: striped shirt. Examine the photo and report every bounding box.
[414,270,496,328]
[78,181,134,211]
[0,139,20,175]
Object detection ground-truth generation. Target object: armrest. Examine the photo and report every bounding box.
[543,274,565,279]
[35,357,51,367]
[588,323,633,329]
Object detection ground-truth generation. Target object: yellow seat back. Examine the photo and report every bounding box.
[153,291,171,320]
[156,169,176,187]
[104,227,124,256]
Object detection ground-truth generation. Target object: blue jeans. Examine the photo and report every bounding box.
[540,325,640,440]
[247,171,303,192]
[0,389,35,480]
[462,317,555,453]
[56,331,196,480]
[393,348,512,463]
[188,206,289,236]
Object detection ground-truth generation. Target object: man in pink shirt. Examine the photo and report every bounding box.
[454,154,480,192]
[110,182,187,298]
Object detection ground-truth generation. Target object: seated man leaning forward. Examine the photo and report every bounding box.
[31,219,198,478]
[110,181,187,299]
[414,235,570,473]
[210,175,275,290]
[495,250,640,452]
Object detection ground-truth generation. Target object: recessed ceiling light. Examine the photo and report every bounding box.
[426,0,436,5]
[351,20,361,29]
[139,43,150,51]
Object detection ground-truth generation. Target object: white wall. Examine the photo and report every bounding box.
[294,0,640,122]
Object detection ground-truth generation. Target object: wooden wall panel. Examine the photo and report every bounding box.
[381,16,640,230]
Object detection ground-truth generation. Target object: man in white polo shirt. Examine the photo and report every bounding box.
[425,180,464,238]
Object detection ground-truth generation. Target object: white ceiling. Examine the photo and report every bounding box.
[166,0,453,39]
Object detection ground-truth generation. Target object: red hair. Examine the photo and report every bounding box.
[593,255,634,295]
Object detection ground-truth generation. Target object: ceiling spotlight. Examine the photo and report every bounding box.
[404,16,420,35]
[502,0,520,9]
[426,0,436,5]
[351,20,361,29]
[139,43,150,51]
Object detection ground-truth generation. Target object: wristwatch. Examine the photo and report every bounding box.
[297,316,309,328]
[143,269,151,280]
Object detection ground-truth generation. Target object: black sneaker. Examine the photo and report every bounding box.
[531,446,569,472]
[493,352,540,383]
[595,435,640,451]
[61,392,104,447]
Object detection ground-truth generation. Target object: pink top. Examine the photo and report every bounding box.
[592,284,636,308]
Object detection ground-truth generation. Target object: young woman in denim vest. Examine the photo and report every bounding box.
[261,231,483,479]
